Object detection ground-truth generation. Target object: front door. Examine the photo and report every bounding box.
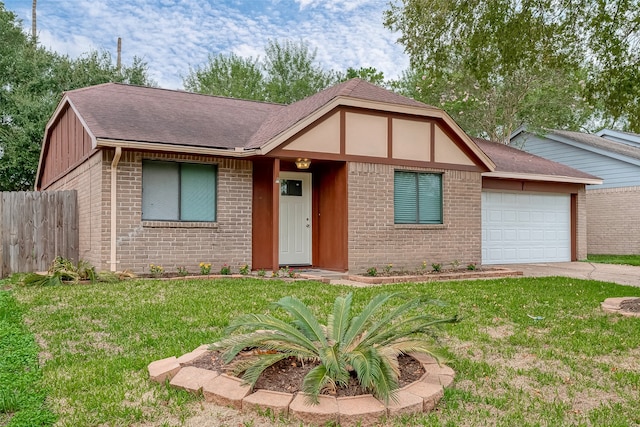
[279,171,312,265]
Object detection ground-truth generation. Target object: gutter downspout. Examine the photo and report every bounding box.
[110,146,122,272]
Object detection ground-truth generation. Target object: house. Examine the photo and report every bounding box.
[511,128,640,255]
[35,79,600,274]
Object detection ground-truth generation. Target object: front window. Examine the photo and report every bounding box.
[394,171,442,224]
[142,160,216,221]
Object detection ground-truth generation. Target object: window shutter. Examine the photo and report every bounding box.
[418,173,442,224]
[180,163,216,221]
[394,171,418,223]
[142,161,179,220]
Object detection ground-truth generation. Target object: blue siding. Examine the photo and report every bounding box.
[512,133,640,190]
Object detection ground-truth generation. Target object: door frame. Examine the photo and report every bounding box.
[278,171,312,266]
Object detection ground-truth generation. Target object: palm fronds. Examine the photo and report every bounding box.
[211,292,458,404]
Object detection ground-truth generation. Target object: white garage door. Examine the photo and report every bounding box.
[482,191,571,264]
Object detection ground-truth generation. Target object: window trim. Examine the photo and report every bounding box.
[394,170,443,225]
[141,160,218,223]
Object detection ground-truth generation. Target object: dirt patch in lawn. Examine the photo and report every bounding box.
[183,350,425,397]
[620,298,640,313]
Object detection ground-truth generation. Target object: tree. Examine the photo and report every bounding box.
[0,4,152,190]
[183,53,265,100]
[342,66,386,86]
[185,39,338,104]
[262,39,337,104]
[583,0,640,131]
[384,0,594,142]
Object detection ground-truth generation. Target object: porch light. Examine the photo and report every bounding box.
[295,158,311,169]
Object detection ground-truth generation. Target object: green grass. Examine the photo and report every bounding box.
[586,254,640,266]
[0,290,56,426]
[4,276,640,426]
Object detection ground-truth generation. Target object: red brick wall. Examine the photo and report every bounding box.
[587,187,640,255]
[347,162,482,273]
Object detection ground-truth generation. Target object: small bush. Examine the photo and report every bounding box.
[149,264,164,277]
[432,263,442,272]
[199,262,212,275]
[176,266,188,276]
[467,263,477,271]
[366,267,378,277]
[220,264,232,275]
[239,264,250,275]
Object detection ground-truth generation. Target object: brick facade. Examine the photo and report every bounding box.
[50,149,253,274]
[587,187,640,255]
[46,151,105,268]
[347,163,482,273]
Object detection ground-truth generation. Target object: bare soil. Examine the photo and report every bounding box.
[620,298,640,313]
[184,351,425,396]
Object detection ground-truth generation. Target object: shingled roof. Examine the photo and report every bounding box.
[549,129,640,161]
[64,83,283,149]
[246,78,432,149]
[474,138,601,183]
[60,79,434,152]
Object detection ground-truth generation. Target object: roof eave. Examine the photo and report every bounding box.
[97,138,258,157]
[482,171,602,185]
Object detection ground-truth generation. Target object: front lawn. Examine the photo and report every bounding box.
[3,276,640,426]
[587,254,640,266]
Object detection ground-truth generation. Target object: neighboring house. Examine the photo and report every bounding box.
[511,128,640,255]
[36,79,600,274]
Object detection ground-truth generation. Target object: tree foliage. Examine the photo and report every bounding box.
[342,66,386,86]
[183,53,265,101]
[385,0,640,139]
[0,4,152,190]
[184,39,341,103]
[262,39,338,104]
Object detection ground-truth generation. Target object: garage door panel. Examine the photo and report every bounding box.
[482,191,571,264]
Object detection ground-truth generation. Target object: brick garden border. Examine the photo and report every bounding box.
[148,348,454,427]
[601,297,640,317]
[347,267,522,284]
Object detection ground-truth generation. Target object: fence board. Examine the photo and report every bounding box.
[0,191,78,277]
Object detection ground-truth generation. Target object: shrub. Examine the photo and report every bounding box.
[257,269,266,277]
[239,264,250,275]
[366,267,378,277]
[176,266,188,276]
[199,262,212,275]
[220,264,231,275]
[383,264,393,274]
[149,264,164,277]
[432,263,442,272]
[467,263,477,271]
[212,292,458,404]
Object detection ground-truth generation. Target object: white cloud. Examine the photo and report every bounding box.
[5,0,408,89]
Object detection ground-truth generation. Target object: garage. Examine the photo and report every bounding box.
[482,191,571,264]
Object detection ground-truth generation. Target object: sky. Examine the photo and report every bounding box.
[4,0,410,89]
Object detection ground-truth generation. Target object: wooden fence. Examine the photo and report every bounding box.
[0,191,78,277]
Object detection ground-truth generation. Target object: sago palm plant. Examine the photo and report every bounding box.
[211,292,458,404]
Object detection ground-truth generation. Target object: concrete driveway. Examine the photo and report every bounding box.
[498,262,640,288]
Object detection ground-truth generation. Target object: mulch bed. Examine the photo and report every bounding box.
[184,350,425,397]
[620,298,640,313]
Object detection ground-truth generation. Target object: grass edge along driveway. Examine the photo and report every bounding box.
[4,276,640,427]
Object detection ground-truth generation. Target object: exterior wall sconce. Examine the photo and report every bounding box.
[295,158,311,169]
